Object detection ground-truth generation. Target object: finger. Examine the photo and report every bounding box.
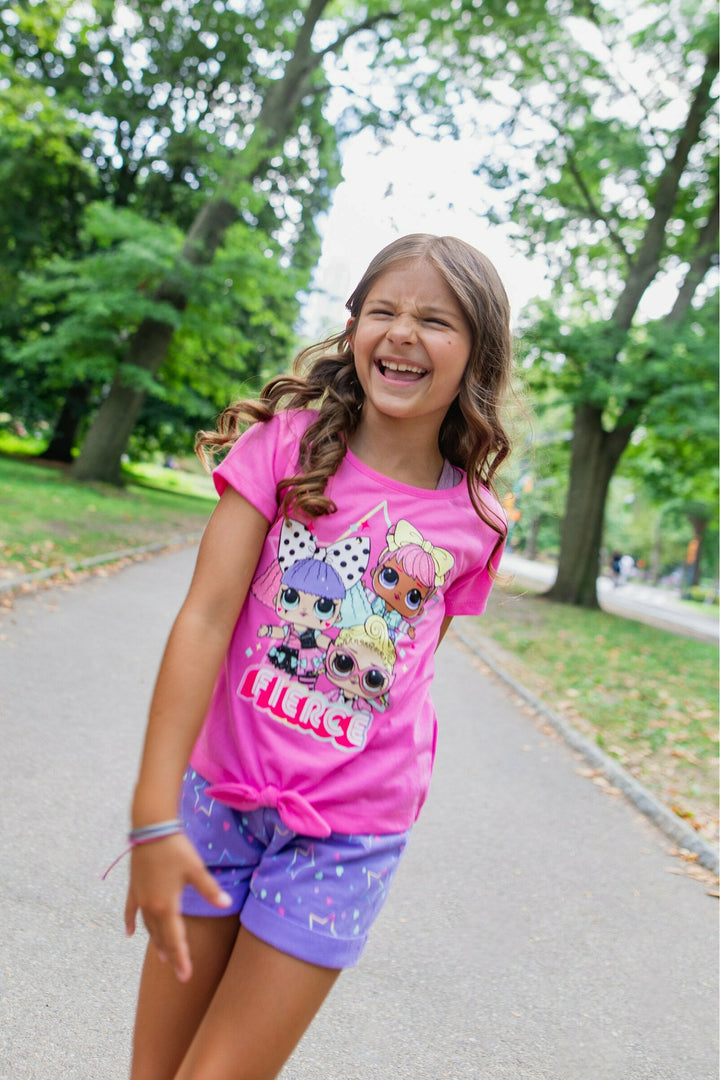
[124,891,138,938]
[154,910,192,982]
[188,865,233,910]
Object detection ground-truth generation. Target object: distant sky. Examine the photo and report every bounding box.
[300,125,550,340]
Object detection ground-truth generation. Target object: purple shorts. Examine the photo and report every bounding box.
[179,769,411,969]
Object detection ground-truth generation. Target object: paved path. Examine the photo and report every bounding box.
[500,552,719,644]
[1,547,717,1079]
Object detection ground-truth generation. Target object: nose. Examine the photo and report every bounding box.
[385,312,417,344]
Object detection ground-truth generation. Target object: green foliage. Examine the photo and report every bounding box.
[460,0,719,604]
[0,0,349,455]
[618,295,719,572]
[5,201,304,452]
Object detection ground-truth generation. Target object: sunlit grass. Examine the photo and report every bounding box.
[0,454,214,574]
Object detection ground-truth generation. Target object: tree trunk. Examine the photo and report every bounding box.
[40,381,92,463]
[72,198,238,482]
[526,515,542,561]
[71,0,340,485]
[71,320,178,482]
[545,404,632,607]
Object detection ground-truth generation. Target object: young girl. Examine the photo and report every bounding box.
[124,233,512,1080]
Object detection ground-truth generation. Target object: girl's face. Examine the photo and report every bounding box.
[325,640,394,702]
[348,259,472,432]
[372,556,434,620]
[274,586,342,630]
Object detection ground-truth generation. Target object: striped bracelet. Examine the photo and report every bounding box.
[128,819,184,846]
[100,819,184,880]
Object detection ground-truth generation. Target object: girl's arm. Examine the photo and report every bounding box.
[125,486,270,981]
[436,615,453,648]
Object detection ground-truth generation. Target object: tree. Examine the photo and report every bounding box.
[1,0,348,468]
[0,51,102,433]
[10,201,302,457]
[70,0,392,481]
[68,0,563,481]
[469,1,718,606]
[620,295,719,587]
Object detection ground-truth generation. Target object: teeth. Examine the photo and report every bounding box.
[381,360,425,375]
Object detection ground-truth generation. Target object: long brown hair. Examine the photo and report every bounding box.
[196,233,513,534]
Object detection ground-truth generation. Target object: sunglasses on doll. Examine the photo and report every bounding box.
[325,644,394,697]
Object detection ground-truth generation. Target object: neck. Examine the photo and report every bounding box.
[349,410,445,489]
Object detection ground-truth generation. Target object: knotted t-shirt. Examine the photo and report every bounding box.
[190,410,505,837]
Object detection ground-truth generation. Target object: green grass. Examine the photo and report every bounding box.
[468,586,719,842]
[0,454,215,577]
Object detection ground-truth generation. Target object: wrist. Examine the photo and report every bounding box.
[131,784,181,830]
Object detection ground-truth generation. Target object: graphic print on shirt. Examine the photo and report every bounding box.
[253,519,371,689]
[241,516,454,753]
[339,519,454,642]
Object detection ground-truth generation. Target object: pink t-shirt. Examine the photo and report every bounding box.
[191,410,505,837]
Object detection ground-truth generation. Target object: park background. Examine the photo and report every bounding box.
[1,0,718,845]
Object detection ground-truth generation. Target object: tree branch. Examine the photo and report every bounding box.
[667,190,719,323]
[612,191,719,433]
[565,146,631,264]
[612,45,719,331]
[317,9,401,59]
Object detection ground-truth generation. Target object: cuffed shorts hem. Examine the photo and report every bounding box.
[241,895,366,969]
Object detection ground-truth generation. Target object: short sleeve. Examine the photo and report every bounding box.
[212,410,311,523]
[443,488,506,617]
[443,535,505,616]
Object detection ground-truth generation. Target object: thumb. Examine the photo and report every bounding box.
[187,864,233,911]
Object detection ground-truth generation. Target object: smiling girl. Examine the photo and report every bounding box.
[123,233,513,1080]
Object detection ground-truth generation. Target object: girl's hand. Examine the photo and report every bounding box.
[124,833,232,982]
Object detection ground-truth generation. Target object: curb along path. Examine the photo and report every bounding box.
[454,621,719,876]
[0,533,204,593]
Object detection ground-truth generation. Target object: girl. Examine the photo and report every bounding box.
[124,233,512,1080]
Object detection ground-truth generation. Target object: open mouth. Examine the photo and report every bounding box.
[376,359,428,382]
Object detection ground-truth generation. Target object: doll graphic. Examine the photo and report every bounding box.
[370,520,454,639]
[324,615,396,712]
[340,520,454,640]
[254,520,370,688]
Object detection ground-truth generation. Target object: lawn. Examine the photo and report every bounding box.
[466,585,719,843]
[0,454,215,580]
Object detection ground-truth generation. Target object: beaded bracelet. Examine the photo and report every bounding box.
[101,819,184,880]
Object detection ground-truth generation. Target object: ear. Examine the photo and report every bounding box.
[345,317,355,339]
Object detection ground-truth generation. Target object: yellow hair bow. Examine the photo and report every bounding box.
[386,520,454,586]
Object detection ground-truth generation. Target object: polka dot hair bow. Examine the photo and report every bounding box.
[278,519,371,590]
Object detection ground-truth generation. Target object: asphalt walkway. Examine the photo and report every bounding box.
[1,546,717,1079]
[500,552,719,644]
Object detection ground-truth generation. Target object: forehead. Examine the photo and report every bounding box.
[363,259,463,315]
